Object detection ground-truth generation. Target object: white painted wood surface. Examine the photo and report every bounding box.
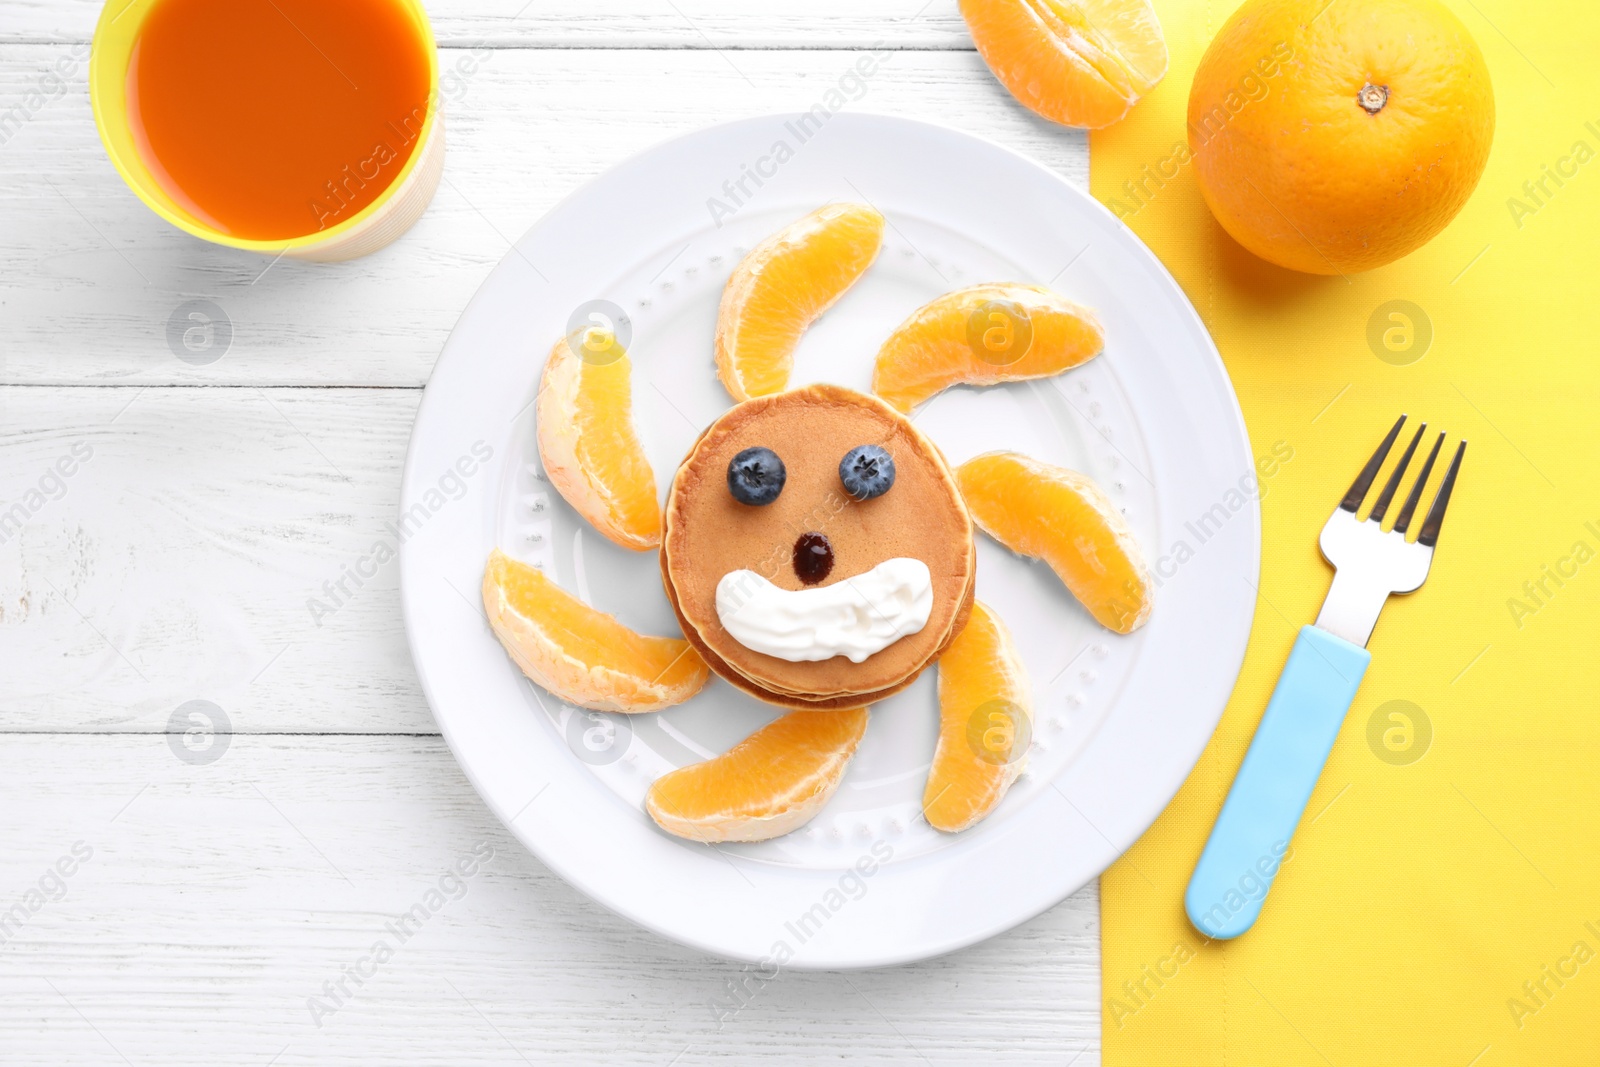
[3,0,973,48]
[0,5,1102,1063]
[1,46,1082,387]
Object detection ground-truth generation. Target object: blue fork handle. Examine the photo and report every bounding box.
[1185,625,1371,939]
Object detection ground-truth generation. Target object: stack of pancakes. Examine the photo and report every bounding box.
[661,384,975,709]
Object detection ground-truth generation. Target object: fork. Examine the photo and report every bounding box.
[1185,415,1465,939]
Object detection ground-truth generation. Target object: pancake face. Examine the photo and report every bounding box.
[662,384,975,700]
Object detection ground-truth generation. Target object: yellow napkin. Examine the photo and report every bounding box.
[1091,2,1600,1063]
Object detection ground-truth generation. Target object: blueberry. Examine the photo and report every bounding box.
[839,444,895,501]
[727,447,786,506]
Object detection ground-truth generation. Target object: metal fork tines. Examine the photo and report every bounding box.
[1314,415,1466,648]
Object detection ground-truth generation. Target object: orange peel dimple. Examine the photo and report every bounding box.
[872,282,1104,413]
[646,707,870,843]
[715,203,885,402]
[957,451,1152,634]
[483,549,709,713]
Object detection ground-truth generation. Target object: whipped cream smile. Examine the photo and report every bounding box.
[715,557,934,663]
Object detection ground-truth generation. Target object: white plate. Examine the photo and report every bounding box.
[400,114,1258,968]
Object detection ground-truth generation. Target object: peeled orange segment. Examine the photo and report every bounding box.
[715,204,885,402]
[483,549,709,713]
[957,452,1152,634]
[961,0,1168,129]
[924,601,1032,833]
[536,333,661,551]
[872,283,1105,413]
[646,707,869,843]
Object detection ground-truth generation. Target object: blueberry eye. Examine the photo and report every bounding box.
[839,444,895,501]
[727,447,786,506]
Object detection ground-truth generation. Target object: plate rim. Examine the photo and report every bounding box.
[400,111,1260,969]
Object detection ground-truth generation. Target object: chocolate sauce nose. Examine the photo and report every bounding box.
[792,532,834,585]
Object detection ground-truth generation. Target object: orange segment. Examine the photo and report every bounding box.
[957,452,1152,634]
[924,601,1032,833]
[871,283,1104,413]
[483,549,708,713]
[536,333,661,550]
[646,707,869,843]
[961,0,1168,129]
[715,203,884,402]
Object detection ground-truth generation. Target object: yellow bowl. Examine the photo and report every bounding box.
[89,0,445,261]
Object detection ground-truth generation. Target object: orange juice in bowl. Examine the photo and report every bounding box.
[91,0,443,260]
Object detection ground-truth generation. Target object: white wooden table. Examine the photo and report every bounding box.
[0,3,1102,1061]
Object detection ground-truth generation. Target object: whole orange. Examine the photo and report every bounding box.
[1188,0,1494,275]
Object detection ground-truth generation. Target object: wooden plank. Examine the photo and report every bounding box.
[0,733,1101,1064]
[0,385,433,734]
[1,11,1110,1054]
[0,45,1085,388]
[0,0,972,50]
